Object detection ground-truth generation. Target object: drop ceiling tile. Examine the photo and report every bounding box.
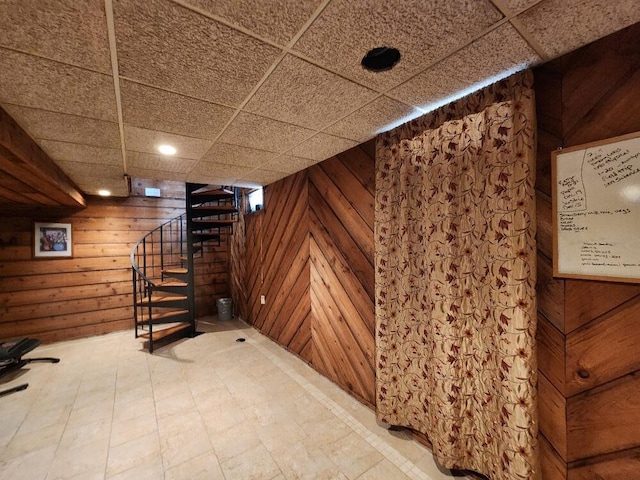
[56,160,124,180]
[124,125,212,159]
[218,112,314,153]
[180,0,323,45]
[517,0,640,59]
[236,169,289,186]
[323,96,421,142]
[113,0,283,107]
[0,0,111,73]
[289,133,358,161]
[390,23,540,109]
[39,140,122,166]
[120,81,234,140]
[3,104,120,148]
[292,0,504,91]
[244,55,377,130]
[127,167,187,182]
[501,0,544,15]
[201,142,277,168]
[187,163,236,184]
[262,154,317,173]
[0,48,117,121]
[188,161,256,182]
[128,151,196,174]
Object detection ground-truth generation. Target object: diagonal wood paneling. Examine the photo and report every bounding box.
[230,190,249,322]
[534,22,640,476]
[245,171,311,361]
[241,142,375,405]
[309,145,375,406]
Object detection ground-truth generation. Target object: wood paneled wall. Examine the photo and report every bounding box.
[244,142,376,406]
[535,23,640,478]
[0,179,229,343]
[229,190,249,322]
[309,146,376,405]
[245,171,312,361]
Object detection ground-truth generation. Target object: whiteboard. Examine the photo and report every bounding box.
[552,131,640,283]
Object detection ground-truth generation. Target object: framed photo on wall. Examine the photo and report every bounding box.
[34,222,72,258]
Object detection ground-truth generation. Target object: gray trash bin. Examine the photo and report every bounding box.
[216,297,233,321]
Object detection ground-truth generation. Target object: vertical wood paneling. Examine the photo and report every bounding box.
[0,179,229,343]
[534,22,640,476]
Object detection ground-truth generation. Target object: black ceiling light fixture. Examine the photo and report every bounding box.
[361,46,401,72]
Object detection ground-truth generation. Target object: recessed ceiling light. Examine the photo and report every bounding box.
[98,189,111,196]
[158,144,177,156]
[361,46,401,72]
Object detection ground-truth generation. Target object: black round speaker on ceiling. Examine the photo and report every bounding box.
[361,47,401,72]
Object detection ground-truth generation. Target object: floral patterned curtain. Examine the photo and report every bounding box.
[375,71,538,479]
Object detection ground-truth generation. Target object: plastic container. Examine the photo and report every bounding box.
[216,297,233,321]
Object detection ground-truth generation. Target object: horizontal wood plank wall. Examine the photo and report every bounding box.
[0,179,228,343]
[309,147,375,406]
[534,23,640,477]
[245,171,312,362]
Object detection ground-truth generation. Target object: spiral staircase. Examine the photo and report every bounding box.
[130,184,237,353]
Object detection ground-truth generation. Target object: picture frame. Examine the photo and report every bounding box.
[34,222,73,258]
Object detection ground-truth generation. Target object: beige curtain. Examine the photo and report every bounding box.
[375,71,538,479]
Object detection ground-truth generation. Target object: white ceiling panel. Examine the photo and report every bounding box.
[0,0,637,196]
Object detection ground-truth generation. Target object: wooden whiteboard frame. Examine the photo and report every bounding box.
[552,130,640,283]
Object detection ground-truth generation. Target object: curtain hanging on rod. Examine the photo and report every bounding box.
[375,70,538,479]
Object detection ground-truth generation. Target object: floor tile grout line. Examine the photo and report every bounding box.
[250,337,435,480]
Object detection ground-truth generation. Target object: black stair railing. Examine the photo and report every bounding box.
[131,213,192,351]
[131,184,238,353]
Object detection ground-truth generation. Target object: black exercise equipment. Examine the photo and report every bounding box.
[0,338,60,397]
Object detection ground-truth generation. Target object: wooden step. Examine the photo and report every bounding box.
[139,295,188,308]
[162,267,187,275]
[157,281,187,288]
[190,188,234,204]
[191,205,237,218]
[140,322,193,353]
[153,281,188,294]
[162,267,188,281]
[138,309,190,325]
[191,219,234,230]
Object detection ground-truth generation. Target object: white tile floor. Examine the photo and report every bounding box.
[0,318,466,480]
